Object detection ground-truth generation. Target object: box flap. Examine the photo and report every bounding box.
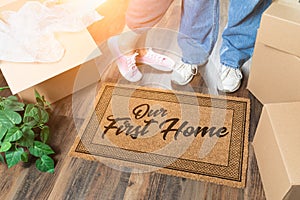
[259,2,300,57]
[266,102,300,185]
[0,0,102,94]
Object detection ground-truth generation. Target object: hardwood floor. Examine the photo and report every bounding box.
[0,0,266,199]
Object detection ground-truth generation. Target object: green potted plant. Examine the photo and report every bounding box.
[0,86,55,173]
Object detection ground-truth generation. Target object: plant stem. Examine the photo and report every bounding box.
[0,86,9,91]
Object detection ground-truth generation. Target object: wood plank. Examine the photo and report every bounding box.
[123,172,152,200]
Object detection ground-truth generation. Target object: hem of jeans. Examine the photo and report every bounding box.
[182,57,209,66]
[220,61,240,69]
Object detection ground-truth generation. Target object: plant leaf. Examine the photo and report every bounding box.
[29,141,55,157]
[21,152,28,162]
[0,110,22,129]
[23,116,37,127]
[0,124,7,141]
[3,104,25,112]
[40,108,49,124]
[34,90,42,100]
[0,142,12,152]
[18,127,35,147]
[4,127,23,142]
[5,147,24,168]
[40,126,50,143]
[0,96,24,112]
[24,104,41,122]
[24,104,35,117]
[35,155,54,173]
[34,90,50,108]
[2,97,25,112]
[6,96,18,101]
[36,98,44,107]
[24,104,48,124]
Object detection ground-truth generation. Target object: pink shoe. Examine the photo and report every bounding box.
[108,36,142,82]
[136,48,175,72]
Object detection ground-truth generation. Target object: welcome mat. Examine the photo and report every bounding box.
[70,83,250,188]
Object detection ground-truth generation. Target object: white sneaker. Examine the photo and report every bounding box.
[136,48,175,71]
[113,52,143,82]
[107,36,142,82]
[218,65,243,93]
[171,61,198,85]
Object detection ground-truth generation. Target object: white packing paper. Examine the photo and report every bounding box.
[0,0,104,63]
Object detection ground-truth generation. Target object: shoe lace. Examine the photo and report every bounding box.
[146,48,166,64]
[176,62,198,77]
[221,66,242,80]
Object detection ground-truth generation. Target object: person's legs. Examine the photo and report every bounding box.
[220,0,271,69]
[218,0,271,92]
[108,0,175,82]
[119,0,174,53]
[172,0,219,85]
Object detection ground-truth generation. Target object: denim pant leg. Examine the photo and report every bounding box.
[178,0,219,65]
[220,0,271,69]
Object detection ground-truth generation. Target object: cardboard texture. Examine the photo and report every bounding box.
[248,42,300,104]
[70,83,250,188]
[278,0,300,9]
[0,0,102,103]
[253,102,300,200]
[247,2,300,104]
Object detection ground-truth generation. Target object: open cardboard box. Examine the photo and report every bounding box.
[247,2,300,104]
[253,102,300,200]
[0,0,102,103]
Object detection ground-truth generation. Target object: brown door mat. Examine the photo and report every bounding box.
[70,83,250,188]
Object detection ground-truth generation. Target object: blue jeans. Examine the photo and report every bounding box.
[178,0,271,68]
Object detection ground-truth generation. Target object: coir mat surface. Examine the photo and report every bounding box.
[70,83,250,188]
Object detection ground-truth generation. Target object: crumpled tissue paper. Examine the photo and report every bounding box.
[0,0,104,63]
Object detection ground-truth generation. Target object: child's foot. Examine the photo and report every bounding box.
[136,48,175,71]
[115,52,142,82]
[107,36,142,82]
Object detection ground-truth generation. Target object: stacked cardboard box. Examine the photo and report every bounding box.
[253,103,300,200]
[248,1,300,104]
[248,1,300,200]
[0,0,102,103]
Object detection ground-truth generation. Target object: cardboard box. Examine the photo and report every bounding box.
[247,42,300,104]
[0,0,102,103]
[278,0,300,9]
[247,2,300,104]
[253,102,300,200]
